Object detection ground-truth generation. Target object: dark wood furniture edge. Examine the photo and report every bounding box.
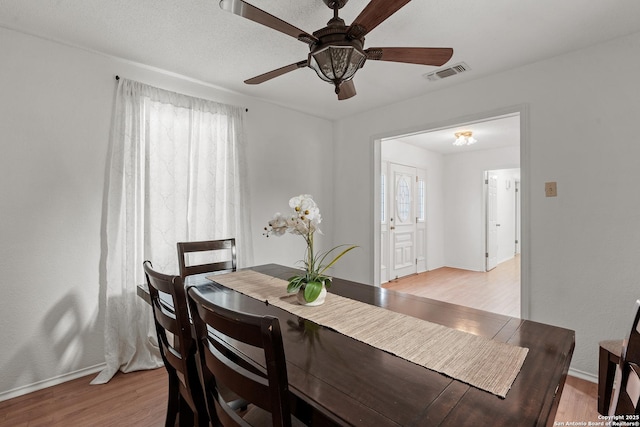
[137,282,151,305]
[598,339,623,414]
[540,332,575,427]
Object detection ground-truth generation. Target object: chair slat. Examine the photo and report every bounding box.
[177,238,237,281]
[626,363,640,407]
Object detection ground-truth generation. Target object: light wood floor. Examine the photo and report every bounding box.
[0,367,601,426]
[383,255,521,318]
[0,369,167,427]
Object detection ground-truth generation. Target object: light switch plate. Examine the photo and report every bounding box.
[545,182,557,197]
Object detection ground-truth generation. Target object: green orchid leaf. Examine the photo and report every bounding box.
[318,245,358,275]
[287,276,305,293]
[304,281,322,302]
[316,245,342,268]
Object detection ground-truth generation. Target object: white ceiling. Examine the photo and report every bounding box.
[2,0,640,122]
[391,113,520,155]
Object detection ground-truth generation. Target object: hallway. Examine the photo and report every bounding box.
[382,255,520,317]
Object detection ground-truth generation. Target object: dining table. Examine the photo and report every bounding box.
[139,263,575,427]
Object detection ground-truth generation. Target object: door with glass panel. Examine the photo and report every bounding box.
[389,163,425,279]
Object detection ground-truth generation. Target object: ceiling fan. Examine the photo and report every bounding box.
[220,0,454,100]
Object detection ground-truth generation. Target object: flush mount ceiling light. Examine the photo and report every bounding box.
[453,131,477,146]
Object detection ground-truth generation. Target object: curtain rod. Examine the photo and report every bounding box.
[114,75,248,112]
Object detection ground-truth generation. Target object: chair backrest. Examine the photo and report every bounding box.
[616,362,640,415]
[143,261,206,421]
[177,238,237,280]
[611,299,640,415]
[624,300,640,366]
[187,287,292,427]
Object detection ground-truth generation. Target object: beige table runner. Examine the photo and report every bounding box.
[209,270,528,398]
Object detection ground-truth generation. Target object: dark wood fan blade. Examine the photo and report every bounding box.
[347,0,411,38]
[337,80,356,100]
[365,47,453,66]
[220,0,317,44]
[244,60,307,85]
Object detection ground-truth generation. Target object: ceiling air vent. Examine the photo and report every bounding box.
[424,62,470,82]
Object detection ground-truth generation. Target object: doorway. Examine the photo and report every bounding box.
[376,109,525,317]
[485,168,521,272]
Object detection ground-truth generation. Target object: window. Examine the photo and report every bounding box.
[417,179,425,222]
[396,177,411,222]
[97,77,253,384]
[381,173,386,223]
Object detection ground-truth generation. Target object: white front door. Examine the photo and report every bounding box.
[390,164,417,279]
[486,172,498,271]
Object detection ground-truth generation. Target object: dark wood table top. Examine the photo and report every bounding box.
[167,264,574,426]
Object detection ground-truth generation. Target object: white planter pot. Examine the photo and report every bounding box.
[296,283,327,306]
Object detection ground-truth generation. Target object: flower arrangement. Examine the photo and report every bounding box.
[264,194,357,304]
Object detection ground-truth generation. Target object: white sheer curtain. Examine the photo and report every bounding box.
[92,78,253,384]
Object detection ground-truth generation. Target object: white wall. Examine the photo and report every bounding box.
[332,32,640,379]
[0,27,331,399]
[443,147,520,271]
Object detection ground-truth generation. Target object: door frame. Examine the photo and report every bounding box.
[371,104,530,319]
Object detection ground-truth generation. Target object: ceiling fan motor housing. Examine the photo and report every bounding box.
[307,14,366,91]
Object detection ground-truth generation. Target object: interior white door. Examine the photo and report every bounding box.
[486,172,498,271]
[390,164,417,279]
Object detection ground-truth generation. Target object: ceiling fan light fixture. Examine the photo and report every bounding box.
[221,0,454,100]
[453,131,477,146]
[309,44,366,86]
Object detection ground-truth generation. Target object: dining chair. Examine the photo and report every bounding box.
[608,299,640,415]
[614,362,640,415]
[143,261,209,427]
[177,238,237,281]
[187,286,299,427]
[599,338,624,414]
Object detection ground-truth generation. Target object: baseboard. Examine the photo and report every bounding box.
[0,363,106,403]
[569,367,598,384]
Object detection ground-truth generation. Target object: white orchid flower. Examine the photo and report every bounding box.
[265,194,357,303]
